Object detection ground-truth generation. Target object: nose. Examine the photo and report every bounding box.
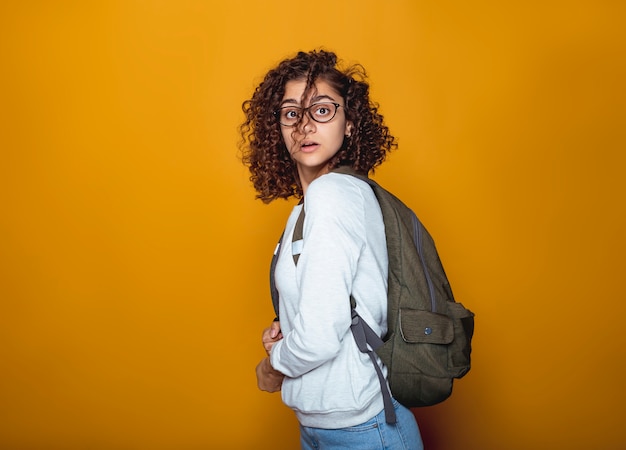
[298,114,316,134]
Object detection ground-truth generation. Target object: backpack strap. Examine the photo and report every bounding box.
[350,310,397,424]
[269,232,283,320]
[292,206,305,265]
[269,203,306,319]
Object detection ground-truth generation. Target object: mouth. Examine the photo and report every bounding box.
[299,141,319,152]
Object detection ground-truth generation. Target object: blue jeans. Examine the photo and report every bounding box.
[299,399,423,450]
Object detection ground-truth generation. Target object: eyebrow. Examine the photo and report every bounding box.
[280,94,337,107]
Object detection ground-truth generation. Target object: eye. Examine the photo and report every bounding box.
[281,107,301,121]
[312,103,332,118]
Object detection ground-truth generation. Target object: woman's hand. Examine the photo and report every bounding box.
[257,321,284,392]
[255,357,284,392]
[262,320,283,355]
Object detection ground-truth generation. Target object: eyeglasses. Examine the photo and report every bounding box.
[274,102,342,127]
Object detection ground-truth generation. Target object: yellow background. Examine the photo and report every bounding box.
[1,1,624,449]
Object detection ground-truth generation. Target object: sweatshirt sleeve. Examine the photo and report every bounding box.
[270,175,366,377]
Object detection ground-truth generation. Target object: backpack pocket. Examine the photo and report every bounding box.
[397,309,451,379]
[398,305,474,379]
[399,309,454,344]
[446,302,474,378]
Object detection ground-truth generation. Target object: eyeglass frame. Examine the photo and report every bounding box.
[273,102,343,127]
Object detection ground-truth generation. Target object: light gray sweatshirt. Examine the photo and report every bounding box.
[270,172,389,429]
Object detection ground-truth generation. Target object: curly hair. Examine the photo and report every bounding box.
[239,50,397,203]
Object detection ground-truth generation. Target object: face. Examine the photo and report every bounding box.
[279,78,352,182]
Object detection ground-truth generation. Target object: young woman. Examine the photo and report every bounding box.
[240,50,423,450]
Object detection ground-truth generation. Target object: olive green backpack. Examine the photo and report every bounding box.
[270,166,474,424]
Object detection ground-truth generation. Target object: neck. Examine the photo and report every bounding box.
[297,164,330,196]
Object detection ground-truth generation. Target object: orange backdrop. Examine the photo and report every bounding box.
[1,1,624,449]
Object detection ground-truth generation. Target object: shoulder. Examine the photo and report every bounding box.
[303,173,367,219]
[307,172,368,202]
